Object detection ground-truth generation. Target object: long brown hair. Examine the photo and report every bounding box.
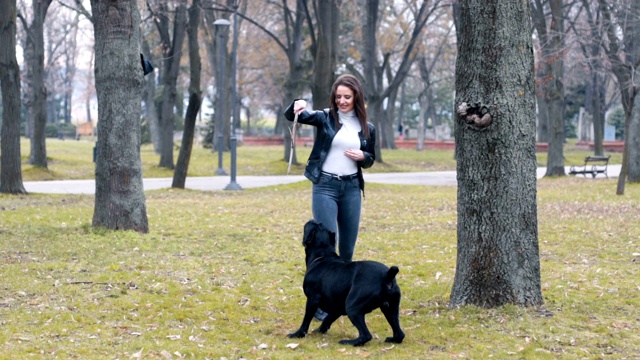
[329,74,370,138]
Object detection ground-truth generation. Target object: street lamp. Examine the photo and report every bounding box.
[224,3,242,190]
[213,18,230,176]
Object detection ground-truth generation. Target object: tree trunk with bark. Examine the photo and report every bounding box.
[629,103,640,181]
[173,0,202,189]
[22,0,52,168]
[543,0,566,176]
[281,0,305,164]
[90,0,148,233]
[535,90,549,142]
[142,39,160,154]
[156,1,187,169]
[310,0,338,110]
[588,73,606,156]
[0,0,27,194]
[202,4,232,152]
[450,0,543,308]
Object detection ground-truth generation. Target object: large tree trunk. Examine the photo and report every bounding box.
[450,0,542,308]
[24,0,52,168]
[90,0,148,233]
[0,0,27,194]
[157,1,188,169]
[173,0,202,188]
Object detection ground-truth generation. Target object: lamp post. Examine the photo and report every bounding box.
[213,19,230,176]
[224,3,242,190]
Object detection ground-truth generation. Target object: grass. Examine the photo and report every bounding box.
[17,138,622,181]
[2,138,638,358]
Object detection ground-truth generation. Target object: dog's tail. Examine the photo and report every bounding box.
[384,266,399,283]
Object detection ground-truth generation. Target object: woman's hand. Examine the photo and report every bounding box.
[344,149,365,161]
[293,100,307,115]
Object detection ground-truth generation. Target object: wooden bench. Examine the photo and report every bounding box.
[569,156,610,178]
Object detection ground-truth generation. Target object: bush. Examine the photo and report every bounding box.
[45,122,77,139]
[607,106,625,140]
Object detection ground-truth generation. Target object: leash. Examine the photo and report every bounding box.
[287,112,299,175]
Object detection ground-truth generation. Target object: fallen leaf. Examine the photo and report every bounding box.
[130,348,143,359]
[286,343,299,349]
[257,343,269,350]
[166,334,181,340]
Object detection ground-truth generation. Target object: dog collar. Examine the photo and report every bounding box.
[307,256,324,268]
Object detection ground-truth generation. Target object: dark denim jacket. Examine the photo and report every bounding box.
[283,101,376,195]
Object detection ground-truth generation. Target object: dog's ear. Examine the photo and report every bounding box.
[302,220,316,247]
[328,230,336,248]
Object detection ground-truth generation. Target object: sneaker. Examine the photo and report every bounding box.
[314,309,327,321]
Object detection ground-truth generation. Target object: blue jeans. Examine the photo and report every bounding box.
[312,173,361,261]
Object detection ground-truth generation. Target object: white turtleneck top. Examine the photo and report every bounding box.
[322,110,362,176]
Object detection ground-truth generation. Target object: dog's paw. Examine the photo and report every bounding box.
[287,331,306,339]
[385,335,405,344]
[339,337,370,347]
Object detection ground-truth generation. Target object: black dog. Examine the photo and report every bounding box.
[287,219,405,346]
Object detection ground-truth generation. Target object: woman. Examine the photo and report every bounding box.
[284,74,376,263]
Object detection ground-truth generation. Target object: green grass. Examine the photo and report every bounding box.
[18,138,622,181]
[3,137,637,358]
[2,174,639,358]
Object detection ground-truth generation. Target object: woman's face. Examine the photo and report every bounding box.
[335,85,355,113]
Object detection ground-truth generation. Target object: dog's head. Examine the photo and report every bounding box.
[302,219,336,261]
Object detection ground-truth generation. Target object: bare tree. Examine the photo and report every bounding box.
[1,0,27,194]
[173,0,202,188]
[450,0,542,308]
[571,0,610,156]
[18,0,53,168]
[597,0,640,194]
[212,0,307,164]
[532,0,566,176]
[90,0,148,232]
[416,19,456,150]
[43,7,79,129]
[356,0,440,162]
[151,0,188,169]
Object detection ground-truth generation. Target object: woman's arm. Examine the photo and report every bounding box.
[359,125,376,169]
[283,100,325,127]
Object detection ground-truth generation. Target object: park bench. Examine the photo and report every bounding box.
[569,155,610,178]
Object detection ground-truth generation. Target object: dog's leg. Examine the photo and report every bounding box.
[314,311,340,334]
[380,297,405,344]
[287,299,318,339]
[339,312,372,346]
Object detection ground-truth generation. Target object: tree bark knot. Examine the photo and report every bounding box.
[456,102,492,129]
